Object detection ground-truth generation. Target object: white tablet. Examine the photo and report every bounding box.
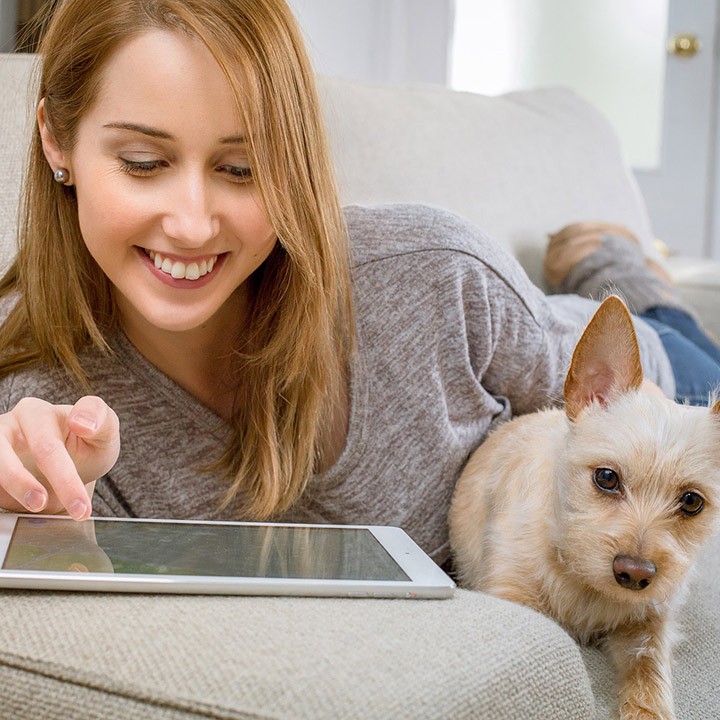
[0,514,455,599]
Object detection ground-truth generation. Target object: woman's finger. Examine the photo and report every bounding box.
[67,395,120,452]
[13,398,91,520]
[0,431,49,512]
[65,396,121,479]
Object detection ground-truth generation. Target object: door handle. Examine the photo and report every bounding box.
[668,34,701,57]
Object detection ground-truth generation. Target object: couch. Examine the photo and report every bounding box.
[1,52,720,720]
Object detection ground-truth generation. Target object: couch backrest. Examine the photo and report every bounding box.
[318,76,657,288]
[1,52,656,289]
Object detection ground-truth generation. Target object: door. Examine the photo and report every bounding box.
[451,0,720,260]
[634,0,719,259]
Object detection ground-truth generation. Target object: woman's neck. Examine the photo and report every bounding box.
[117,296,246,422]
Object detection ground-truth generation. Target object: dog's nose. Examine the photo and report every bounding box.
[613,555,656,591]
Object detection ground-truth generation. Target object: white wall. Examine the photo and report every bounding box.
[286,0,454,85]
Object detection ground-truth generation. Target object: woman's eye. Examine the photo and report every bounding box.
[679,491,704,516]
[593,467,621,493]
[219,165,253,182]
[119,159,165,175]
[118,160,252,181]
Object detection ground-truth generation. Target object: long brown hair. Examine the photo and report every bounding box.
[1,0,354,519]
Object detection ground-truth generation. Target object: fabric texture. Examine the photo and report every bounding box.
[318,74,720,343]
[0,54,37,274]
[2,532,720,720]
[642,306,720,367]
[0,588,595,720]
[0,204,674,567]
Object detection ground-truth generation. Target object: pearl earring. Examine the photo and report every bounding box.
[54,168,70,184]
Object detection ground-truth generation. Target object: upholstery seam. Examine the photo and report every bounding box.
[0,651,282,720]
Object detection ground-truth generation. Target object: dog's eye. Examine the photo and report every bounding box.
[593,468,621,493]
[679,492,704,516]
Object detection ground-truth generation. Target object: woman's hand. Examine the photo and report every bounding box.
[0,396,120,520]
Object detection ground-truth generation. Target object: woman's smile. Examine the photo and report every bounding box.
[135,246,228,289]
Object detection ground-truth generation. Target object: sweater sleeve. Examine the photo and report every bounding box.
[455,247,577,417]
[345,203,584,420]
[454,227,675,415]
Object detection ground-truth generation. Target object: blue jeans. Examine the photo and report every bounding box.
[640,307,720,406]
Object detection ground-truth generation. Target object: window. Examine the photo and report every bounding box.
[449,0,669,169]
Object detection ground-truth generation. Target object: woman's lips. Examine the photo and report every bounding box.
[135,246,227,289]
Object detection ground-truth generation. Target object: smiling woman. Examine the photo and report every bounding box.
[0,0,353,521]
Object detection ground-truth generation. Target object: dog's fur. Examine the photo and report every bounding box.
[449,296,720,720]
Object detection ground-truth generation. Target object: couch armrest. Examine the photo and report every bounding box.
[0,588,595,720]
[666,256,720,343]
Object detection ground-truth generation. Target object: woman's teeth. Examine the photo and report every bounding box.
[144,249,217,280]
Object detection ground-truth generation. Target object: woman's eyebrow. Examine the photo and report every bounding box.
[102,122,245,144]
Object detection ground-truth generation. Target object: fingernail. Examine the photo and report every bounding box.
[70,413,96,431]
[70,500,88,521]
[24,489,46,512]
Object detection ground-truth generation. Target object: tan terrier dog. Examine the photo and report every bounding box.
[450,296,720,720]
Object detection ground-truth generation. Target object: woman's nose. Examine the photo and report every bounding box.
[161,174,219,247]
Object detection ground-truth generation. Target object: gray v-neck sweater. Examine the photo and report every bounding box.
[0,205,673,564]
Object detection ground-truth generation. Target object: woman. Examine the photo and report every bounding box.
[1,0,352,524]
[1,0,717,567]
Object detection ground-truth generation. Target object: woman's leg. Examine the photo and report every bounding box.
[545,223,690,316]
[545,223,720,406]
[639,315,720,406]
[640,306,720,366]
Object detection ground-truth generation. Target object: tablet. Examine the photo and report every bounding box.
[0,515,455,599]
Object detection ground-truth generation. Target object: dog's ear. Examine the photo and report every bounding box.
[564,296,643,421]
[711,397,720,416]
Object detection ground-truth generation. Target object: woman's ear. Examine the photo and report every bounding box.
[37,98,73,185]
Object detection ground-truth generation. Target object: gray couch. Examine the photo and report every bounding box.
[1,52,719,720]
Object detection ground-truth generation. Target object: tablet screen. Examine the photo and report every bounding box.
[2,518,410,581]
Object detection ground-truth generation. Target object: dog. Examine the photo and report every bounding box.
[449,296,720,720]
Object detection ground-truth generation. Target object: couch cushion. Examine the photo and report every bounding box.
[0,587,594,719]
[318,76,659,290]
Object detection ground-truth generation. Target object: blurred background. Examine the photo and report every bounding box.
[2,0,718,261]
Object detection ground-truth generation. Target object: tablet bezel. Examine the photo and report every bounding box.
[0,514,455,599]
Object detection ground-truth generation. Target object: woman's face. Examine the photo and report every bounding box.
[41,29,277,340]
